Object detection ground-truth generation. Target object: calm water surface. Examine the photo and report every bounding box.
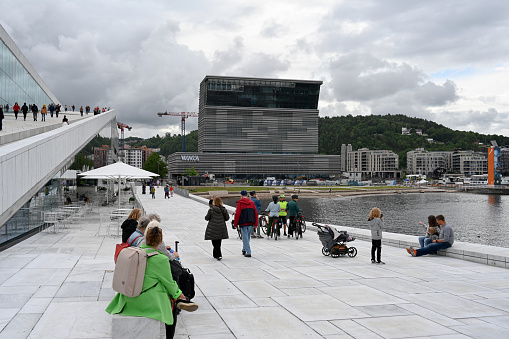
[223,192,509,248]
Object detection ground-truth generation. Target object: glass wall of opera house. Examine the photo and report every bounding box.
[0,24,118,249]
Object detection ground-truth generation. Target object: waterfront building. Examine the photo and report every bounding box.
[346,148,400,179]
[452,151,487,176]
[406,148,453,176]
[198,76,320,154]
[500,147,509,176]
[168,75,341,179]
[340,144,352,171]
[0,24,118,249]
[94,145,159,169]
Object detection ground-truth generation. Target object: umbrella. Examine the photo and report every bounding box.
[79,162,158,207]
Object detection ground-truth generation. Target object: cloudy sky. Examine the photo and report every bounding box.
[2,0,509,139]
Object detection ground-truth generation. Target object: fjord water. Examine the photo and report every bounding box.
[223,192,509,248]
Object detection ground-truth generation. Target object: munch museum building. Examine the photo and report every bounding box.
[167,75,340,179]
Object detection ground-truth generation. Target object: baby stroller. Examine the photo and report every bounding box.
[314,223,357,258]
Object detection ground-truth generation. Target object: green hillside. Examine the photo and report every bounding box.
[82,114,509,169]
[318,114,509,167]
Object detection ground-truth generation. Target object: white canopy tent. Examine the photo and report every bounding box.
[79,162,158,207]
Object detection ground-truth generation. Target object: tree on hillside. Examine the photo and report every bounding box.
[143,153,168,178]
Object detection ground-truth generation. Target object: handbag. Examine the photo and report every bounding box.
[114,234,142,263]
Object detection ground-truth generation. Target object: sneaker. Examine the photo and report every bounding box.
[371,259,376,264]
[377,261,385,264]
[406,248,412,256]
[409,246,417,257]
[217,257,222,261]
[242,250,246,255]
[244,254,251,257]
[176,300,199,312]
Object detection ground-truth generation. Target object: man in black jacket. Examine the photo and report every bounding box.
[21,103,29,121]
[31,104,39,121]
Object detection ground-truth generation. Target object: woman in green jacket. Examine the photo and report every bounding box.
[106,222,196,338]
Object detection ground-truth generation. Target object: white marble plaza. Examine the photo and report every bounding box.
[0,186,509,338]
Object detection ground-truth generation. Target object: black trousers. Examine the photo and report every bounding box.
[211,239,222,258]
[165,305,178,338]
[371,239,381,261]
[288,216,296,235]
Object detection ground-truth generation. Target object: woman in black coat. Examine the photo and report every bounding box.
[205,197,229,260]
[120,208,142,243]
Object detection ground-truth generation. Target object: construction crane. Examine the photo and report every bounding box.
[117,122,132,163]
[157,111,198,152]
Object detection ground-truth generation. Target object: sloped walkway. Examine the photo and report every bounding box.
[0,187,509,338]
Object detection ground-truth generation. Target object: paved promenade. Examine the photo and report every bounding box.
[1,187,509,338]
[0,110,89,145]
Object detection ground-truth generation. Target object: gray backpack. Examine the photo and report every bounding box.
[112,247,158,297]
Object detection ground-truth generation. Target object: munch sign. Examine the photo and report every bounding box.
[181,155,200,161]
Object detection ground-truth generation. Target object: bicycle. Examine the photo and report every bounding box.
[294,212,306,239]
[231,212,242,239]
[269,216,281,240]
[258,213,268,235]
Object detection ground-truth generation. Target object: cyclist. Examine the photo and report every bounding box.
[265,195,281,237]
[250,191,263,238]
[288,194,301,238]
[278,194,288,236]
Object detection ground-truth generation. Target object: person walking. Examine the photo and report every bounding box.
[31,103,39,121]
[278,194,288,236]
[205,197,230,260]
[233,190,258,257]
[13,102,20,120]
[288,194,301,238]
[72,104,75,112]
[265,195,281,238]
[41,104,47,121]
[368,207,384,264]
[164,185,170,199]
[21,103,29,121]
[79,106,83,116]
[150,185,156,199]
[170,185,174,197]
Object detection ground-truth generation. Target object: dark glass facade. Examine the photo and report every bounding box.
[0,25,59,109]
[198,76,322,154]
[204,77,320,109]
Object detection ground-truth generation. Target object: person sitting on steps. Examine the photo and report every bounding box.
[407,214,453,257]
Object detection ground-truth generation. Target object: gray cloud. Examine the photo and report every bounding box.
[1,0,508,139]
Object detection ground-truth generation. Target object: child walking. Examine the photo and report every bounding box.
[368,207,385,264]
